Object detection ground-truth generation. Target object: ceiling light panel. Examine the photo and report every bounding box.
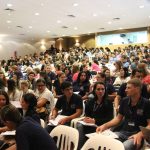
[7,4,13,7]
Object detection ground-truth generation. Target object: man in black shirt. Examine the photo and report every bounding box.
[97,78,150,150]
[46,81,83,132]
[114,69,150,111]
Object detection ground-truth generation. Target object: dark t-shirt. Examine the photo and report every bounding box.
[53,80,63,96]
[119,97,150,133]
[55,93,83,116]
[85,97,113,125]
[73,81,90,97]
[106,83,116,94]
[16,117,57,150]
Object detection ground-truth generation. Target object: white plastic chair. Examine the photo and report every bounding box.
[40,119,45,128]
[50,125,79,150]
[81,134,125,150]
[71,100,85,128]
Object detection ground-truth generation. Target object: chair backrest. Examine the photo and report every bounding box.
[40,119,45,128]
[50,125,79,150]
[81,134,125,150]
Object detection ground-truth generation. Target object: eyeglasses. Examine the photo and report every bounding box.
[96,88,105,91]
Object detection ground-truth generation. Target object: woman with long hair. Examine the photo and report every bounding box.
[53,72,66,98]
[21,93,40,124]
[77,82,113,149]
[7,79,21,101]
[73,71,90,100]
[0,90,10,133]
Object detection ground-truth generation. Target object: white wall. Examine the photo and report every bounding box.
[0,41,37,60]
[0,40,56,60]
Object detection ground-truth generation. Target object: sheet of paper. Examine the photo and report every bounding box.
[1,130,16,136]
[86,129,118,139]
[78,120,97,127]
[48,115,67,126]
[10,101,22,108]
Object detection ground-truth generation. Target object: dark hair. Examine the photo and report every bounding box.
[0,90,10,105]
[0,105,22,124]
[98,72,106,79]
[58,72,65,78]
[76,71,89,83]
[92,82,108,100]
[131,69,141,77]
[7,79,16,91]
[61,81,72,90]
[36,78,46,85]
[120,67,129,78]
[28,71,35,76]
[22,93,37,110]
[0,79,6,90]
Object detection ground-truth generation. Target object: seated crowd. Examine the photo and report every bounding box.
[0,44,150,150]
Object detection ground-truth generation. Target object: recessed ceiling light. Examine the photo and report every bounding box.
[35,13,39,16]
[29,26,32,29]
[149,16,150,18]
[93,13,97,17]
[62,34,65,37]
[47,30,50,33]
[74,27,78,30]
[7,4,13,7]
[57,20,61,23]
[7,20,11,23]
[139,5,144,8]
[108,21,112,24]
[73,3,78,7]
[119,27,123,30]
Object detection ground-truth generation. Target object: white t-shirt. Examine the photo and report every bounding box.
[35,88,55,112]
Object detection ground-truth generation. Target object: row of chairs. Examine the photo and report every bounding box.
[49,125,125,150]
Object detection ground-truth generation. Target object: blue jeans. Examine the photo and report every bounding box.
[115,131,143,150]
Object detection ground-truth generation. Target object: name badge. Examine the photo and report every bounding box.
[128,122,135,126]
[137,109,143,116]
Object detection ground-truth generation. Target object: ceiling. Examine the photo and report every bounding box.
[0,0,150,42]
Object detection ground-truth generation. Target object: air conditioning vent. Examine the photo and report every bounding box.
[113,17,120,21]
[4,8,15,11]
[16,26,23,28]
[67,14,76,18]
[99,28,105,30]
[62,26,68,29]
